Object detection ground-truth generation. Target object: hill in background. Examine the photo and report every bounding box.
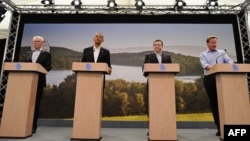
[19,46,203,75]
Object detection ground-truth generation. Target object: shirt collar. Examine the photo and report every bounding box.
[206,49,218,52]
[154,51,162,56]
[34,48,42,51]
[94,46,101,50]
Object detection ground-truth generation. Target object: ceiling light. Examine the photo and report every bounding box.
[207,0,218,7]
[71,0,82,9]
[41,0,54,6]
[174,0,186,11]
[135,0,145,11]
[107,0,118,11]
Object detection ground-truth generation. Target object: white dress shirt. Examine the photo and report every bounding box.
[93,46,100,63]
[32,49,42,63]
[199,49,233,75]
[155,52,162,64]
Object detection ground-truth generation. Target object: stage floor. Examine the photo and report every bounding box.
[0,127,221,141]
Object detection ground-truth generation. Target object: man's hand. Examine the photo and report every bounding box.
[206,65,212,70]
[107,68,112,74]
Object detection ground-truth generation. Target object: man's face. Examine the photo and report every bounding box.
[153,41,163,53]
[207,38,217,51]
[93,33,104,45]
[32,38,43,50]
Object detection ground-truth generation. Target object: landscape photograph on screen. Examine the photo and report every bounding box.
[16,14,241,121]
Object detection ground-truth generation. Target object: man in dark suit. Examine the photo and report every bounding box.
[81,32,112,74]
[142,39,172,135]
[143,39,172,109]
[25,36,51,134]
[143,39,172,76]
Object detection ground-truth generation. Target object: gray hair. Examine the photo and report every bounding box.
[33,36,44,42]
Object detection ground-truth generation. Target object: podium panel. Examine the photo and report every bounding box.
[0,63,47,138]
[207,64,250,139]
[71,62,107,140]
[148,73,177,140]
[144,63,179,141]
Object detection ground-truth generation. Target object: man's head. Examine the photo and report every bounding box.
[93,32,104,47]
[153,39,163,53]
[206,36,217,51]
[32,36,44,50]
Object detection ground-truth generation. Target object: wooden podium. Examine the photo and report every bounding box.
[143,63,180,141]
[0,62,47,138]
[71,62,108,140]
[207,64,250,139]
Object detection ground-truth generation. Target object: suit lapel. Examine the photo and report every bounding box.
[27,51,33,62]
[36,51,44,63]
[151,54,159,63]
[97,48,104,62]
[162,53,167,63]
[162,53,171,63]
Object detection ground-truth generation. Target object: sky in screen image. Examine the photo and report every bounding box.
[21,23,236,57]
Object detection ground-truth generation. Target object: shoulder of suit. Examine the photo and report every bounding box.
[41,50,51,54]
[146,52,155,56]
[84,46,92,50]
[162,52,170,56]
[101,47,110,52]
[27,50,33,54]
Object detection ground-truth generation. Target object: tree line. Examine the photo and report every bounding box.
[19,47,203,75]
[39,74,210,118]
[18,46,209,118]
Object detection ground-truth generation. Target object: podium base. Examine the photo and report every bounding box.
[148,138,178,141]
[0,134,32,139]
[71,137,102,141]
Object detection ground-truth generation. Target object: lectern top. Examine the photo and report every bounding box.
[3,62,48,74]
[72,62,109,72]
[207,64,250,75]
[143,63,180,73]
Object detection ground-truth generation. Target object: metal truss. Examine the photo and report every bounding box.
[237,10,250,92]
[239,12,250,61]
[3,4,245,15]
[0,0,246,15]
[0,12,20,117]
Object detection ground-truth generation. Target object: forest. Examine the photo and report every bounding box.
[18,46,209,118]
[38,74,210,118]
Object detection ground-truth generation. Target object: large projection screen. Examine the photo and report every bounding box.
[14,14,242,121]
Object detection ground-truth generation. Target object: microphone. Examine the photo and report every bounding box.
[216,49,227,64]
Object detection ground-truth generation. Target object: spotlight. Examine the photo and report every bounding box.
[174,0,186,11]
[107,0,118,11]
[41,0,54,6]
[207,0,218,7]
[71,0,82,9]
[0,3,7,23]
[135,0,145,11]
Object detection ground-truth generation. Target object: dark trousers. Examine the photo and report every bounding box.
[33,83,44,130]
[203,75,220,131]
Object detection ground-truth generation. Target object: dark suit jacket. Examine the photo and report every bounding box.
[25,50,52,87]
[81,46,112,69]
[143,52,172,77]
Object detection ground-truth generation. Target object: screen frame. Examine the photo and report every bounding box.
[15,14,243,63]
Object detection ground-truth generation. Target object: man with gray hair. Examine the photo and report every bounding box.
[24,35,51,134]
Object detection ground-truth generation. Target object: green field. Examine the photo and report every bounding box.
[102,113,213,121]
